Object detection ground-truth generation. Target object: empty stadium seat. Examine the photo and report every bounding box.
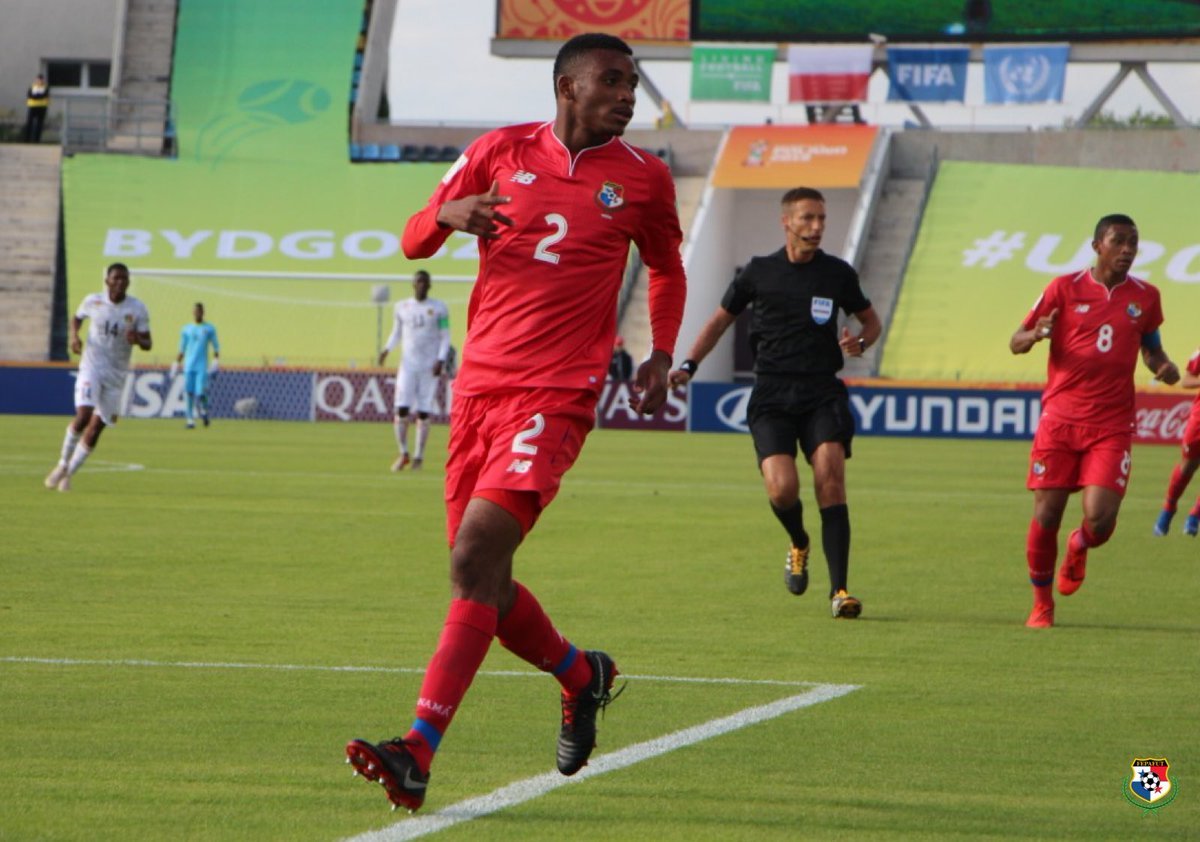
[381,144,401,161]
[439,145,461,161]
[420,144,441,162]
[349,142,362,160]
[361,143,381,161]
[400,144,422,161]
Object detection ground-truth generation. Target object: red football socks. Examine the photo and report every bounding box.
[1165,464,1188,511]
[405,599,498,773]
[496,580,591,693]
[1025,518,1057,593]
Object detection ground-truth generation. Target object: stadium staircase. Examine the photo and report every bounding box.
[0,145,62,361]
[842,173,931,379]
[617,176,706,363]
[107,0,178,153]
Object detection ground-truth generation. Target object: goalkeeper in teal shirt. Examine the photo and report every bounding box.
[172,302,220,428]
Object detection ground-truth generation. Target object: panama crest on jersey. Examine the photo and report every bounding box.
[1126,302,1143,319]
[595,181,625,211]
[1124,757,1175,812]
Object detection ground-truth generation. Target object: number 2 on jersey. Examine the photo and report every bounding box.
[533,214,567,265]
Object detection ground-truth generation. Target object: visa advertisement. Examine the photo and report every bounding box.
[884,161,1200,383]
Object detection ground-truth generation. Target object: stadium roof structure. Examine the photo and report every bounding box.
[494,38,1200,129]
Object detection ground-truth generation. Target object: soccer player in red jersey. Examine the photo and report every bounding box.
[345,33,687,812]
[1152,348,1200,538]
[1011,214,1179,629]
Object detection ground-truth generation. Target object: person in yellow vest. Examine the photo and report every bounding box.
[24,74,50,143]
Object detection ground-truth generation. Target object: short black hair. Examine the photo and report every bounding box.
[1094,213,1136,241]
[553,33,633,85]
[106,262,129,276]
[413,270,431,283]
[781,187,825,206]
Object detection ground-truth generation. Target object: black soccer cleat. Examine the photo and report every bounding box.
[785,544,810,595]
[557,650,622,775]
[345,737,429,813]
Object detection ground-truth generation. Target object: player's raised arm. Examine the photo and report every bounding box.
[1011,307,1057,355]
[402,174,514,259]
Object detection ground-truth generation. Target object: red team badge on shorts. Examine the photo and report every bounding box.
[596,181,625,211]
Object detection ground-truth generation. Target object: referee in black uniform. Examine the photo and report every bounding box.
[670,187,881,618]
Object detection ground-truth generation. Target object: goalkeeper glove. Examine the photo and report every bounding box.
[208,359,220,374]
[168,361,179,378]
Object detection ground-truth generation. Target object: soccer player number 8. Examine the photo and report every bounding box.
[1097,324,1113,353]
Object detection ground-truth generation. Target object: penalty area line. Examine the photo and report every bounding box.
[343,683,859,842]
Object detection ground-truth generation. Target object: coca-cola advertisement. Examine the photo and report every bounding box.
[1135,392,1197,445]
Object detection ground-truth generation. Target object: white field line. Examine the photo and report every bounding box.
[343,683,860,842]
[1,657,859,838]
[0,458,1023,502]
[0,656,831,688]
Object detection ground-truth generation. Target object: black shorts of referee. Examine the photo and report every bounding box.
[747,374,855,466]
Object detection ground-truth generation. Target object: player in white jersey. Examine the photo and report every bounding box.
[44,263,152,492]
[377,270,450,470]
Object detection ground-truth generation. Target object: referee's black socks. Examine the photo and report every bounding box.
[820,504,851,596]
[770,500,810,551]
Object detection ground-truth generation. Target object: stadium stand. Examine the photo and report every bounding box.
[106,0,178,154]
[0,145,61,361]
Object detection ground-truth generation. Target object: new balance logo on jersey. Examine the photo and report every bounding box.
[510,170,537,185]
[1075,304,1090,313]
[506,459,533,474]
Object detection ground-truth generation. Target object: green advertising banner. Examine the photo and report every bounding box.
[64,157,476,368]
[62,0,480,368]
[882,161,1200,383]
[690,45,774,102]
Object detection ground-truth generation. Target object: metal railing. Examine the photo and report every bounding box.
[58,94,175,156]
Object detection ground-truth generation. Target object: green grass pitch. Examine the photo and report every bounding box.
[2,415,1197,840]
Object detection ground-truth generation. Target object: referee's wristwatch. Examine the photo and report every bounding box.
[857,337,866,354]
[679,359,698,377]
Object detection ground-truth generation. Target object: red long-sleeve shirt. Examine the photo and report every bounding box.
[403,121,686,397]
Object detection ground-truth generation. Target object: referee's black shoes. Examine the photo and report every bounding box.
[785,545,810,595]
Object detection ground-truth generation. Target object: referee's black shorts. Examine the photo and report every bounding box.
[747,374,855,466]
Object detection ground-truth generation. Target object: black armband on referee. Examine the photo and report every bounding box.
[679,359,698,377]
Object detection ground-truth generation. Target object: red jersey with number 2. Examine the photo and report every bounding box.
[402,121,686,398]
[1023,268,1164,432]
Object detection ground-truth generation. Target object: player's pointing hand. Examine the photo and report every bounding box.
[437,180,514,240]
[1035,308,1058,340]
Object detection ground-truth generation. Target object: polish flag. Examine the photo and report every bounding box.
[787,44,874,102]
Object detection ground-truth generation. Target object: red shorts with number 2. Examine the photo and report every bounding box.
[444,388,597,545]
[1027,416,1132,496]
